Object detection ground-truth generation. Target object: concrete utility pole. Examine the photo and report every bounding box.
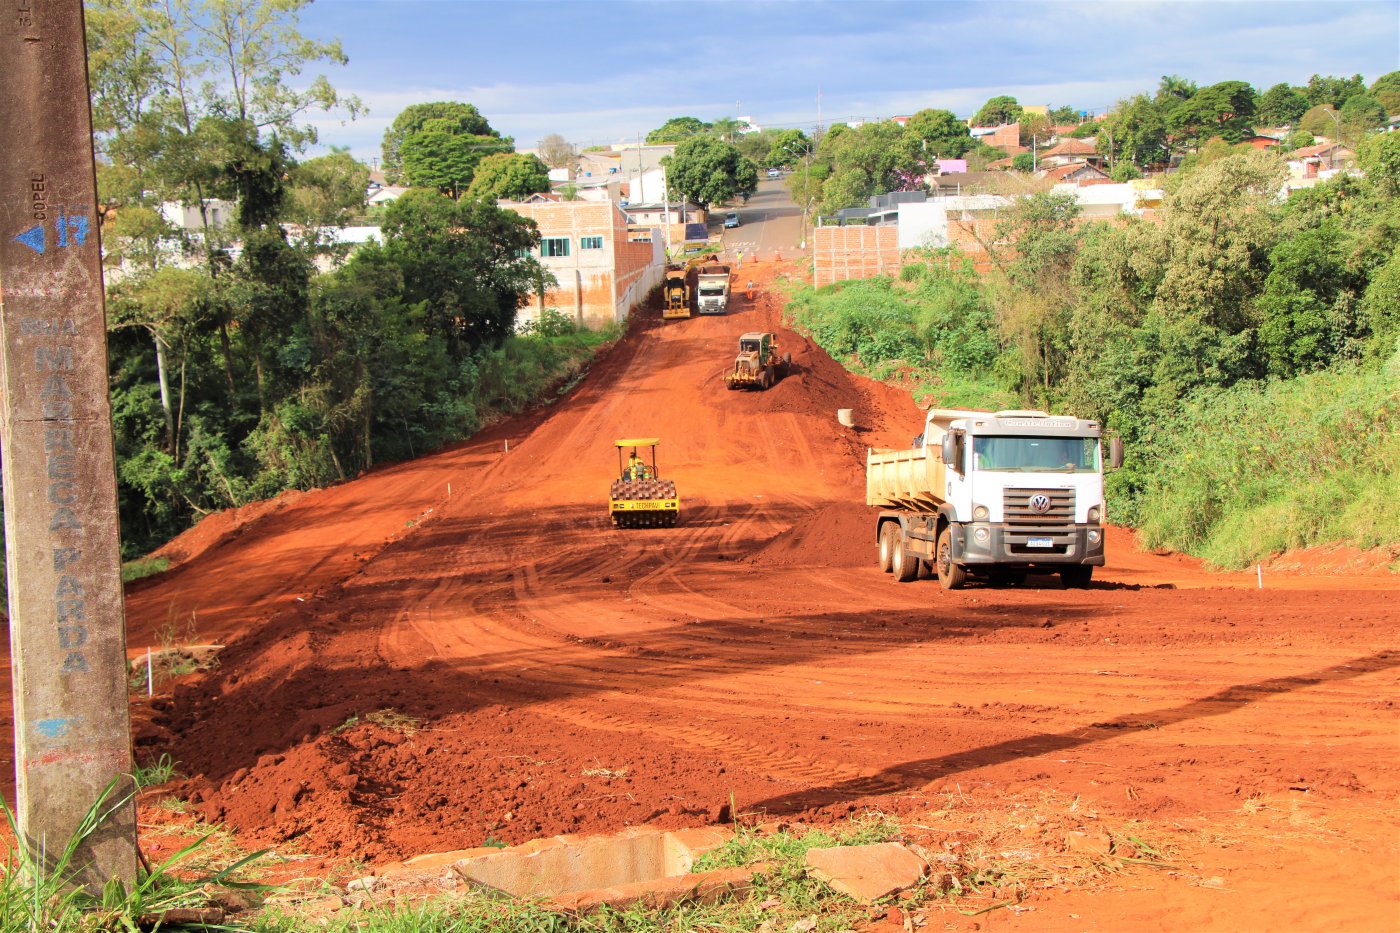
[0,0,138,887]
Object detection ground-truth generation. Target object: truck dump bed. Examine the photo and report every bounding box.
[866,409,988,512]
[866,446,947,512]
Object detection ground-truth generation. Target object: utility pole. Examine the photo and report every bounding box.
[0,0,137,887]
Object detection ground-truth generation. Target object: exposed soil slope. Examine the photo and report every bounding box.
[83,262,1400,929]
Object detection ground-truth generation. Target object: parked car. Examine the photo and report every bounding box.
[724,212,741,228]
[766,168,781,178]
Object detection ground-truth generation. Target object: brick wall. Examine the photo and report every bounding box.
[813,226,901,287]
[507,200,660,328]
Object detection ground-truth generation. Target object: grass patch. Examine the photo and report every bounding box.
[121,555,170,583]
[133,752,180,788]
[1136,357,1400,568]
[334,708,421,737]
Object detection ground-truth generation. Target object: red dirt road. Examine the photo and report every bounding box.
[110,264,1397,929]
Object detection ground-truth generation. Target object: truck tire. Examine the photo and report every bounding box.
[1060,566,1093,588]
[757,369,770,390]
[877,522,897,573]
[936,527,967,590]
[890,528,918,583]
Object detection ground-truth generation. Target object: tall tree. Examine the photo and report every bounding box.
[900,108,973,164]
[663,136,759,208]
[1371,71,1400,115]
[1256,82,1309,125]
[646,116,710,144]
[1303,73,1367,108]
[1168,80,1257,147]
[379,190,547,355]
[709,116,745,143]
[973,95,1022,126]
[398,118,511,199]
[764,128,811,167]
[382,101,499,182]
[465,152,551,202]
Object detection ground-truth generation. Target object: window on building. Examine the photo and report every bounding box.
[541,237,570,257]
[580,236,604,250]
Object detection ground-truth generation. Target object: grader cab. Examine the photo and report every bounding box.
[608,438,680,527]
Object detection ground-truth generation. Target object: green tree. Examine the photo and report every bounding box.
[818,121,917,213]
[1111,161,1144,181]
[287,148,371,229]
[1256,82,1309,125]
[1299,104,1342,139]
[1168,80,1257,147]
[1069,121,1100,138]
[380,190,547,355]
[1371,70,1400,115]
[663,136,759,208]
[709,116,745,143]
[382,102,499,183]
[1303,73,1366,108]
[1340,93,1388,137]
[1011,152,1035,172]
[765,128,811,167]
[399,118,510,199]
[646,116,710,144]
[1098,94,1168,169]
[1018,113,1055,148]
[900,108,973,163]
[973,95,1022,126]
[1048,105,1080,124]
[465,152,551,202]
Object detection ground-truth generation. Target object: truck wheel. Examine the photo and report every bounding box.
[877,522,897,573]
[1060,566,1093,588]
[936,528,967,590]
[891,530,918,583]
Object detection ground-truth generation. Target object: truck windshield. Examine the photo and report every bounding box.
[699,285,725,295]
[973,435,1099,473]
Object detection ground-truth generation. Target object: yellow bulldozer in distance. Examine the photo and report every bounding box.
[609,438,680,527]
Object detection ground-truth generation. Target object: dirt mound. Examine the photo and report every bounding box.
[148,489,303,568]
[751,500,877,568]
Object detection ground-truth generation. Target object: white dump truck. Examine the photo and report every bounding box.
[867,409,1122,589]
[694,264,731,314]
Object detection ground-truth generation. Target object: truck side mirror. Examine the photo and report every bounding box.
[941,433,959,474]
[1109,437,1124,470]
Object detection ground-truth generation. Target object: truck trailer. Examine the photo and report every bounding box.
[867,409,1122,589]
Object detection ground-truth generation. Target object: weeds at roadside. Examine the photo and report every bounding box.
[121,555,170,583]
[133,752,181,788]
[0,778,268,931]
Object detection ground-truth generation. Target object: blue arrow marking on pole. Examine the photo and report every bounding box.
[14,225,45,254]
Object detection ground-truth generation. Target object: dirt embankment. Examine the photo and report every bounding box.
[73,259,1399,930]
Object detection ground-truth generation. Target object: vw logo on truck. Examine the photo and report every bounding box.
[1030,494,1052,513]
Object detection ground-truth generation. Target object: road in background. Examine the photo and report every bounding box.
[716,177,804,264]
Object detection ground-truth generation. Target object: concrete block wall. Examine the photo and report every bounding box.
[813,226,902,287]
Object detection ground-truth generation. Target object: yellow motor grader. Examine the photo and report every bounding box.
[724,332,792,390]
[608,438,680,527]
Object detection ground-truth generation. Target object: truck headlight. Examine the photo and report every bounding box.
[973,526,990,543]
[1088,506,1101,524]
[1088,529,1101,544]
[973,504,989,521]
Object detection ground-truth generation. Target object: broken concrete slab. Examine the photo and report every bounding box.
[547,862,766,913]
[804,842,927,904]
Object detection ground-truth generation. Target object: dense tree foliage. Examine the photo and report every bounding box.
[973,95,1022,126]
[1256,82,1309,125]
[465,152,551,202]
[646,116,711,144]
[783,139,1400,566]
[663,136,759,208]
[382,101,498,183]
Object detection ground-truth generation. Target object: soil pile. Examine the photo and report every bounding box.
[751,501,877,569]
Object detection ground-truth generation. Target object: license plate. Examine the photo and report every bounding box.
[1028,537,1053,548]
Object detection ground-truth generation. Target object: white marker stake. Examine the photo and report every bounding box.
[1257,564,1263,589]
[146,648,153,697]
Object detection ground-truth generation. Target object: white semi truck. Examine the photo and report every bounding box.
[867,409,1122,589]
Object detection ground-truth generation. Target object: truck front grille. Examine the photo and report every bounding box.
[1004,488,1076,531]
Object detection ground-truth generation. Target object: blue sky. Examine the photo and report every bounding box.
[297,0,1400,165]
